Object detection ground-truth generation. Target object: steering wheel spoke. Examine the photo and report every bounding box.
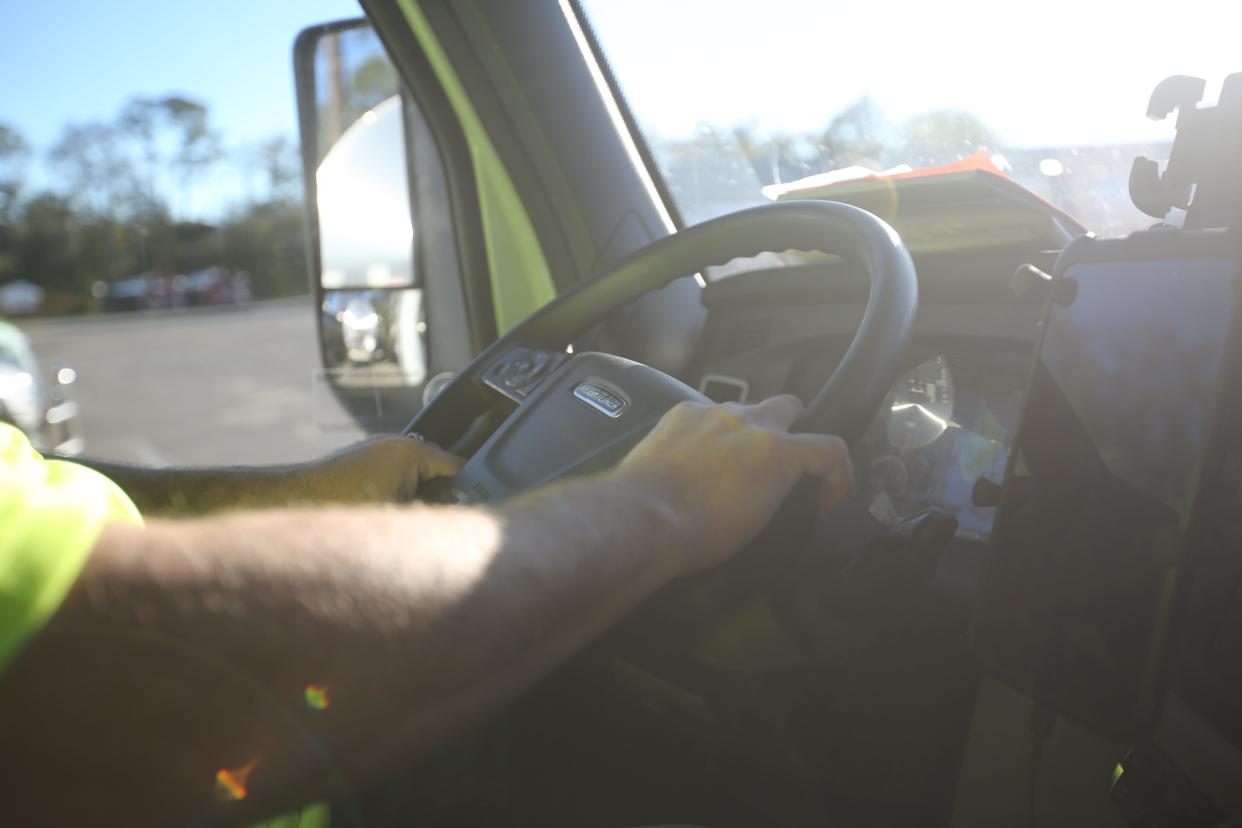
[480,346,569,404]
[454,352,707,503]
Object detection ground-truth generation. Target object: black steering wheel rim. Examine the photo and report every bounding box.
[408,200,917,454]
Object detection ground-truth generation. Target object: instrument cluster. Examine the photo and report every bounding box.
[856,350,1028,538]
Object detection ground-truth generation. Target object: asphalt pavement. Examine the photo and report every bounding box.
[18,298,369,467]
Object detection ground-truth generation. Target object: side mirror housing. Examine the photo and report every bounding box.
[294,19,427,430]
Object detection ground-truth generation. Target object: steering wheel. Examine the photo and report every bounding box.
[406,201,918,505]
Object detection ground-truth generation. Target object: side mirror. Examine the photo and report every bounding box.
[294,19,427,430]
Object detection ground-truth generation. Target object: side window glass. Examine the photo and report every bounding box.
[0,4,466,465]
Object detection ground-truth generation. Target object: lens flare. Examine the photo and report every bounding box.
[215,758,257,801]
[304,683,331,711]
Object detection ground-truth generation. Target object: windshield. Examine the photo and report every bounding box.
[581,0,1239,237]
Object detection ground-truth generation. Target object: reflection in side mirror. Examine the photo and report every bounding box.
[317,95,414,291]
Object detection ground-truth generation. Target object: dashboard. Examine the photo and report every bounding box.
[850,349,1027,539]
[690,259,1046,544]
[700,344,1028,540]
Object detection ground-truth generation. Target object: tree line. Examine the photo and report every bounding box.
[0,95,307,314]
[649,97,1003,223]
[0,88,1128,315]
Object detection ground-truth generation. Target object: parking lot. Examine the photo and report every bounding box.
[18,298,367,467]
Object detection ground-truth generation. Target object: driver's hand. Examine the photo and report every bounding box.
[616,395,852,575]
[307,435,463,504]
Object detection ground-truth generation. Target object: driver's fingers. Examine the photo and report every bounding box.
[782,433,853,509]
[740,394,805,431]
[417,442,466,480]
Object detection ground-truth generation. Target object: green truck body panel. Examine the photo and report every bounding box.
[396,0,557,335]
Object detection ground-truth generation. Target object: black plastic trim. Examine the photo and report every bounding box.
[418,0,585,291]
[564,0,685,231]
[292,19,354,368]
[357,1,498,353]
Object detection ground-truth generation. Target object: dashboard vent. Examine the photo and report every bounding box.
[719,317,772,356]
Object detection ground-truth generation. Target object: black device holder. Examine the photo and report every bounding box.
[1130,72,1242,229]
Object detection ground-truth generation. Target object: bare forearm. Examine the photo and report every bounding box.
[0,469,686,825]
[73,457,319,516]
[68,435,442,516]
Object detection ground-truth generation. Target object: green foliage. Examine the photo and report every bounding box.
[48,120,144,217]
[218,201,308,299]
[901,110,996,167]
[654,97,1001,190]
[350,55,399,107]
[314,36,401,165]
[0,123,30,223]
[116,95,222,215]
[0,95,308,312]
[820,96,894,169]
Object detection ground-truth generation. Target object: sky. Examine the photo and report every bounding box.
[0,0,362,215]
[583,0,1242,148]
[2,0,1239,217]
